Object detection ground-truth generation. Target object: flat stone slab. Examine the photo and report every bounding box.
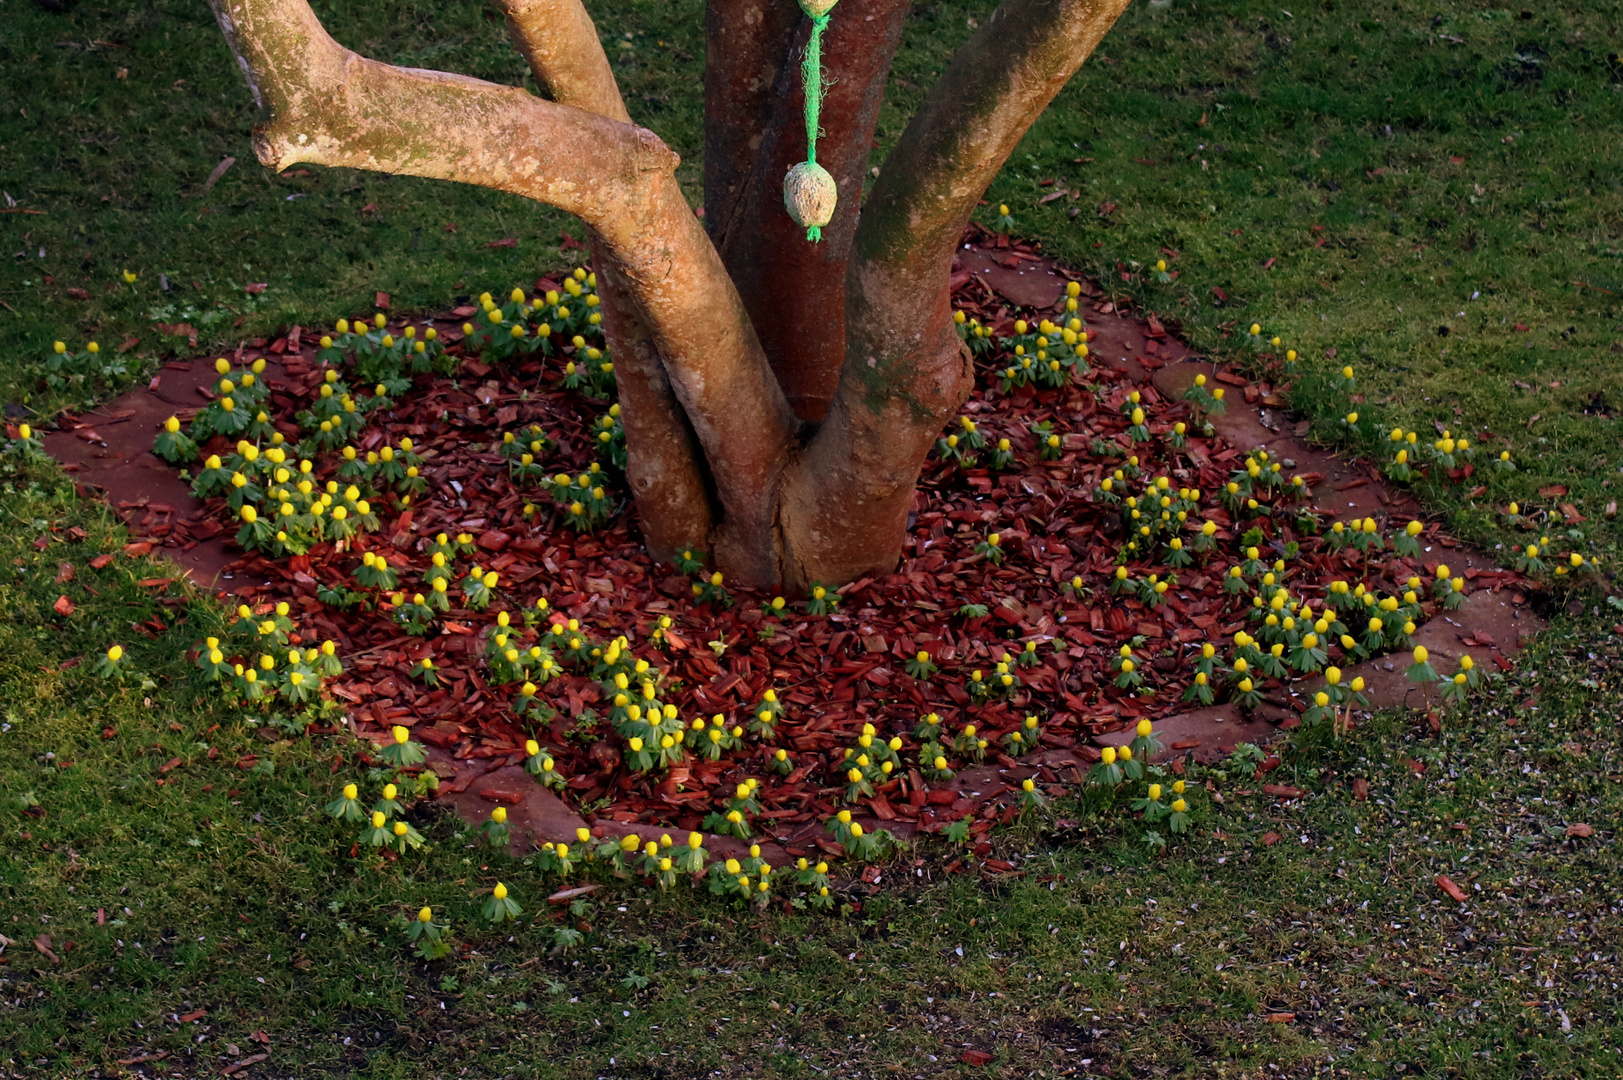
[1094,704,1276,764]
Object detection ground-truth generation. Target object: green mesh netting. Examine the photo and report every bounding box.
[798,12,832,242]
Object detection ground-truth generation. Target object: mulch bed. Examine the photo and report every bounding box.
[40,226,1542,864]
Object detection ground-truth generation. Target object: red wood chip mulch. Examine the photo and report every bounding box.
[39,226,1542,863]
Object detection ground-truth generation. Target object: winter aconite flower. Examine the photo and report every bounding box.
[326,782,364,822]
[484,880,523,923]
[379,724,425,767]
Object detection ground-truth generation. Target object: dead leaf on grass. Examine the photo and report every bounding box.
[1435,875,1467,903]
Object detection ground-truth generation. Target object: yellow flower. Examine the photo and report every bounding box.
[393,821,408,837]
[1171,799,1187,813]
[392,725,410,744]
[492,807,507,824]
[342,783,358,800]
[372,811,386,828]
[418,907,433,923]
[493,882,508,900]
[1412,646,1428,664]
[1100,746,1116,765]
[106,644,124,662]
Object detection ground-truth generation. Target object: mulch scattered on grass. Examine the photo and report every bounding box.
[39,226,1542,862]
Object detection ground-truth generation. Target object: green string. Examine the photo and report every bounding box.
[800,12,831,242]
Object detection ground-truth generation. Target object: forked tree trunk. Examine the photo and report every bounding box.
[206,0,1133,590]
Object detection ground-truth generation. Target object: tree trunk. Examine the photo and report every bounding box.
[207,0,1133,590]
[707,0,912,422]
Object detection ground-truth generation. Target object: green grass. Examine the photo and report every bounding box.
[1,460,1618,1077]
[4,0,1623,1074]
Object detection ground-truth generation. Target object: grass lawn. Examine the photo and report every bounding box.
[2,0,1621,1076]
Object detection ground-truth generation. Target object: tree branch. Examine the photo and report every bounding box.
[209,0,667,224]
[854,0,1132,275]
[492,0,630,122]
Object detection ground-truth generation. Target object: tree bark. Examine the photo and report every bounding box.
[702,0,801,237]
[778,0,1133,588]
[709,0,912,423]
[495,0,631,122]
